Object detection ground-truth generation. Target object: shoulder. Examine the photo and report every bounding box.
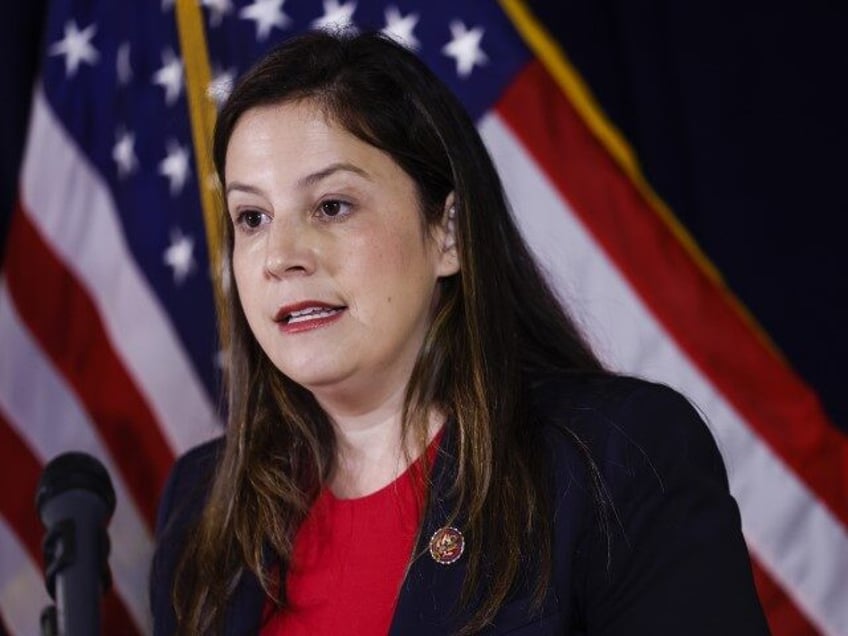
[528,373,768,634]
[530,372,709,442]
[150,436,224,634]
[528,372,732,548]
[155,436,224,536]
[529,372,727,494]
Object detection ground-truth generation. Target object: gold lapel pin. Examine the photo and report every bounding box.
[429,526,465,565]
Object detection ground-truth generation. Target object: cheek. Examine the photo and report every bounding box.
[357,232,436,313]
[367,225,423,269]
[347,234,413,305]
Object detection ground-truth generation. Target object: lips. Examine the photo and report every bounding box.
[274,301,347,332]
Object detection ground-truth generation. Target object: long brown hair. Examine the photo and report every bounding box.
[173,30,604,634]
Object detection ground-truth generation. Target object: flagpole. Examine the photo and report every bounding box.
[174,0,230,353]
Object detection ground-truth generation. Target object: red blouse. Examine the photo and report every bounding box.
[261,436,440,635]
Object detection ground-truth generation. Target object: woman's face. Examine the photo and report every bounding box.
[225,100,458,411]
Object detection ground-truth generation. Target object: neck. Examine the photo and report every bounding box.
[316,384,442,499]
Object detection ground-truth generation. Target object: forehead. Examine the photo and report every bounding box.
[224,99,389,183]
[227,100,333,159]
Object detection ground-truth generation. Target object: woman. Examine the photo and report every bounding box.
[151,31,769,635]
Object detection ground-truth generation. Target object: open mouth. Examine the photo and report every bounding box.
[275,303,347,328]
[284,306,345,325]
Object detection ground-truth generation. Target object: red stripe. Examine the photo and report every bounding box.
[750,558,820,635]
[0,412,140,636]
[495,59,848,526]
[0,414,44,564]
[4,202,174,527]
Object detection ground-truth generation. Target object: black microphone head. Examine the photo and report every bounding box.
[35,452,116,519]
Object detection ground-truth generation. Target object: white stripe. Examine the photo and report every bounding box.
[0,516,51,636]
[19,86,218,456]
[480,113,848,636]
[0,282,153,634]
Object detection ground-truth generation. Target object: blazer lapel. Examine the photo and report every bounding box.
[389,422,472,635]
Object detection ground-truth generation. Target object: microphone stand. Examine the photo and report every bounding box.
[36,452,116,636]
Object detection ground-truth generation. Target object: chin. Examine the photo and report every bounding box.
[274,361,352,394]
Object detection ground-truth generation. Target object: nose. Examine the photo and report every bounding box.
[263,216,317,279]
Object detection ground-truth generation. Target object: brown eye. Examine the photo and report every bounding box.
[242,210,264,227]
[320,200,344,217]
[235,209,269,231]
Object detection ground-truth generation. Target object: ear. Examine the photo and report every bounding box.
[434,192,460,277]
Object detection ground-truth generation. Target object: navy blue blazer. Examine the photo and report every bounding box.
[150,374,770,634]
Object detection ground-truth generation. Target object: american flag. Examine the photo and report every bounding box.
[1,1,845,634]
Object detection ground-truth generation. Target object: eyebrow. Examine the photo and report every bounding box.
[225,162,371,197]
[297,162,371,188]
[225,182,264,197]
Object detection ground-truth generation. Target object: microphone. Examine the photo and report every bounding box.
[36,452,116,636]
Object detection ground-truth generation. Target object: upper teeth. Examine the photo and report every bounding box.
[287,307,339,323]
